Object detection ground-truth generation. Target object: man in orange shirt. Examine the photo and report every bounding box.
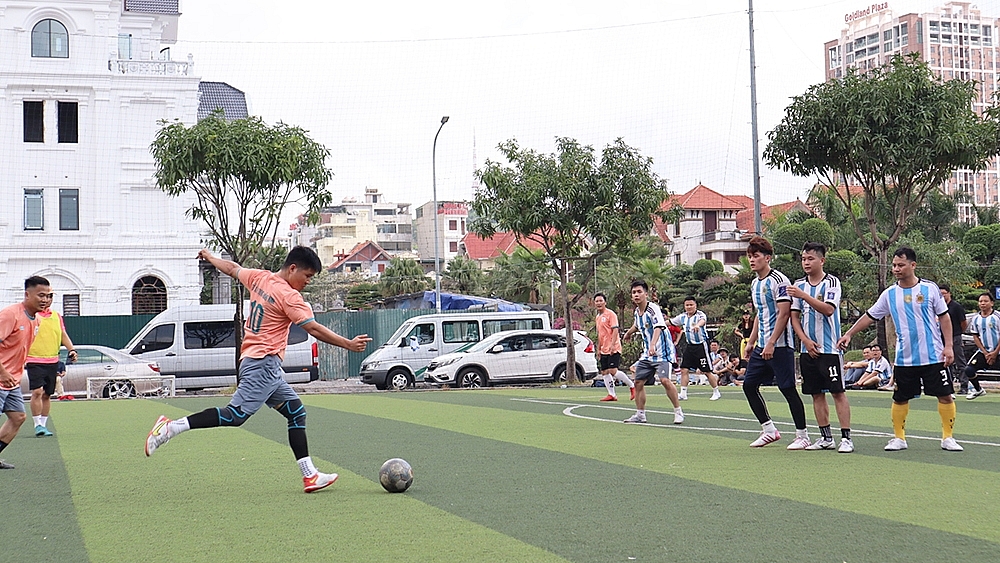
[145,247,373,493]
[0,276,49,469]
[594,293,634,401]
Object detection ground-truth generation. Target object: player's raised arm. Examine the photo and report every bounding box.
[302,321,373,352]
[198,249,241,279]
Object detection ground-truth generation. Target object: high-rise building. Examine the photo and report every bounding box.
[824,1,1000,221]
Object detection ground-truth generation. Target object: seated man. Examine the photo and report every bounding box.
[716,351,747,387]
[851,344,892,389]
[843,346,872,385]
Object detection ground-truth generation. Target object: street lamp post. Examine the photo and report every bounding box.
[432,116,449,313]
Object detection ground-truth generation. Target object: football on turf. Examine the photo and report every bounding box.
[379,458,413,493]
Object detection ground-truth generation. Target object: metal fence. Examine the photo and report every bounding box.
[63,314,156,350]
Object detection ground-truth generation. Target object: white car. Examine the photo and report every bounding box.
[424,330,598,388]
[20,345,164,399]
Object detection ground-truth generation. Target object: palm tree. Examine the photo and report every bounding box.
[486,247,553,303]
[443,256,485,295]
[379,257,429,298]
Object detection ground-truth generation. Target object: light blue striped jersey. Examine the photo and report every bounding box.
[634,302,676,363]
[867,279,948,367]
[751,269,793,348]
[790,273,842,355]
[968,310,1000,352]
[867,356,892,378]
[670,310,709,345]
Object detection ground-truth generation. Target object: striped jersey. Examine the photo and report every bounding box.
[750,269,793,349]
[670,310,709,345]
[968,310,1000,352]
[866,279,948,367]
[867,356,892,378]
[633,301,676,363]
[790,273,842,355]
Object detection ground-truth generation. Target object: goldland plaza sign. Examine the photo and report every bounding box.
[845,2,890,23]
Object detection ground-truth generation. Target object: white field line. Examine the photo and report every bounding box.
[511,398,1000,448]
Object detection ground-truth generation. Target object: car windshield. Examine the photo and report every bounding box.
[466,335,511,353]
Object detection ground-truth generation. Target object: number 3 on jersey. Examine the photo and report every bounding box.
[247,300,264,334]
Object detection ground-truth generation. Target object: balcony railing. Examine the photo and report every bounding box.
[701,230,741,243]
[109,56,193,76]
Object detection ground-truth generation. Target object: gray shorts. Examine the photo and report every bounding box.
[0,386,25,413]
[230,356,299,415]
[635,359,671,385]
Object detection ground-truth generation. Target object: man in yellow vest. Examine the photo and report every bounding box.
[25,290,77,437]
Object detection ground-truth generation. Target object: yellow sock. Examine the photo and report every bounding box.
[891,402,909,440]
[938,401,957,439]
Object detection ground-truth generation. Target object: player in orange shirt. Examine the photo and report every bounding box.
[593,293,634,401]
[0,276,49,469]
[145,247,372,493]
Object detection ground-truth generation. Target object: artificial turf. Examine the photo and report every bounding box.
[2,387,999,562]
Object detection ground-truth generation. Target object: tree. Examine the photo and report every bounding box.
[764,54,1000,349]
[473,137,675,383]
[151,113,333,367]
[443,256,485,295]
[486,247,554,304]
[379,257,429,298]
[345,282,380,310]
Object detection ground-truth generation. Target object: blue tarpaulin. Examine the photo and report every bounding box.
[422,291,524,312]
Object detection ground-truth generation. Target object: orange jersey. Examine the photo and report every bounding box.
[237,268,315,361]
[0,303,40,389]
[595,309,622,355]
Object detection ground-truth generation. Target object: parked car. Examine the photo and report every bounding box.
[123,304,319,390]
[360,311,551,390]
[423,329,598,388]
[21,345,164,399]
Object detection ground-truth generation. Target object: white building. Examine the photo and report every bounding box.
[0,0,238,315]
[414,201,468,270]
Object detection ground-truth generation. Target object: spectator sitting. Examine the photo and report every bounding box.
[716,351,747,386]
[850,344,892,390]
[843,346,873,385]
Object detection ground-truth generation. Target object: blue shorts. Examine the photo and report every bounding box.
[230,356,299,415]
[743,346,796,390]
[0,387,25,413]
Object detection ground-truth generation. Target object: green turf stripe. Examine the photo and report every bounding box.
[53,399,567,563]
[254,400,1000,563]
[0,408,89,563]
[302,391,1000,543]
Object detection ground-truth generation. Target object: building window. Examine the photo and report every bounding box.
[63,294,81,316]
[58,102,78,143]
[24,101,44,142]
[118,34,132,60]
[60,189,79,230]
[449,220,457,231]
[132,276,167,315]
[449,241,458,253]
[24,189,44,230]
[31,19,69,58]
[723,251,744,265]
[674,253,681,266]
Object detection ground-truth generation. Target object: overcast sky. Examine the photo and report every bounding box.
[172,0,996,221]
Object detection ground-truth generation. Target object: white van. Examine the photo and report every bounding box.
[359,311,550,390]
[123,304,319,390]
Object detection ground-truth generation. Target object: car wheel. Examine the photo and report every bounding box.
[457,368,486,388]
[388,369,411,391]
[553,364,585,383]
[103,380,136,399]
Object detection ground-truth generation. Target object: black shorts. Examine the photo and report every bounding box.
[599,353,622,371]
[799,353,845,395]
[26,363,59,395]
[893,363,952,402]
[966,351,999,375]
[680,342,711,371]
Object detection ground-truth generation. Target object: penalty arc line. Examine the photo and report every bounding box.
[511,397,1000,448]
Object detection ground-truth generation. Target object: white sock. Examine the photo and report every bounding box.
[602,373,617,397]
[796,429,809,440]
[166,417,191,437]
[297,456,318,478]
[674,407,683,415]
[615,371,635,388]
[637,410,645,416]
[681,386,688,393]
[40,416,48,427]
[762,421,777,434]
[33,416,42,427]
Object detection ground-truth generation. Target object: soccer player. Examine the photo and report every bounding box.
[670,297,721,401]
[25,289,78,436]
[787,242,853,453]
[621,280,684,425]
[145,247,374,492]
[742,236,810,449]
[837,247,962,452]
[593,292,635,402]
[963,292,1000,400]
[0,277,49,469]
